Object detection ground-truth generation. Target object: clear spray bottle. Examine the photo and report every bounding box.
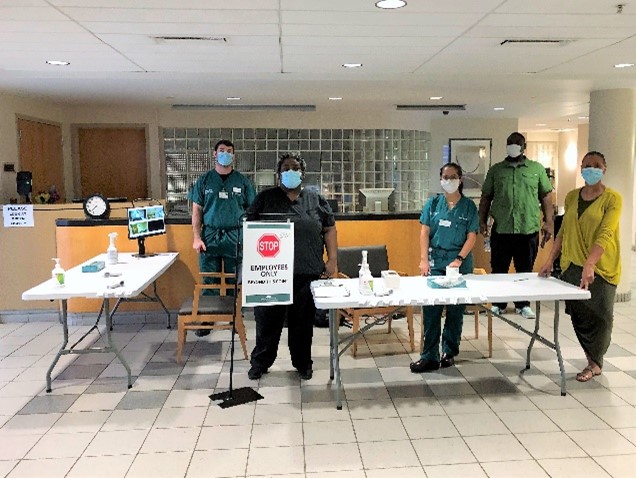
[358,250,374,296]
[107,232,118,265]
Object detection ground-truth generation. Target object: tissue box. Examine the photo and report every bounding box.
[381,270,400,289]
[82,261,105,273]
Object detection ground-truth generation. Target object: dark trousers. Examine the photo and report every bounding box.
[250,274,318,372]
[490,230,539,309]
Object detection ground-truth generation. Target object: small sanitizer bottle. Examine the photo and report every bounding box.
[107,232,118,265]
[51,258,65,287]
[358,250,374,296]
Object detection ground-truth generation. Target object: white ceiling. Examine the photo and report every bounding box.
[0,0,635,131]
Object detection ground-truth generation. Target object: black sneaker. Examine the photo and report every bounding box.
[298,368,313,380]
[248,366,266,380]
[409,359,440,373]
[440,354,455,368]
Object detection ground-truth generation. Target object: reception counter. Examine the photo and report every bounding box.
[2,206,552,314]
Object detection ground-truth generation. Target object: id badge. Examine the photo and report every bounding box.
[232,187,242,194]
[439,219,452,227]
[219,191,229,199]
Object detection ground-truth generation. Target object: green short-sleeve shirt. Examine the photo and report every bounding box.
[481,157,552,234]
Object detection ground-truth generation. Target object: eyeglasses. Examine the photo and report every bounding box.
[441,176,460,180]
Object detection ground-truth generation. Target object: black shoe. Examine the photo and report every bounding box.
[298,368,313,380]
[314,318,329,328]
[409,359,440,373]
[248,366,266,380]
[195,328,211,337]
[440,354,455,368]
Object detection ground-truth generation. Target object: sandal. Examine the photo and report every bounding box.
[576,366,601,382]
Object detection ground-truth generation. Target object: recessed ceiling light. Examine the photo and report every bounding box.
[536,123,547,126]
[493,107,505,111]
[578,116,589,120]
[614,63,634,68]
[429,96,443,100]
[342,63,363,68]
[375,0,407,9]
[226,97,241,101]
[328,97,343,101]
[45,60,70,66]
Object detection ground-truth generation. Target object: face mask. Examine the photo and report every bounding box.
[440,179,460,194]
[506,144,523,158]
[216,151,234,166]
[581,167,604,185]
[281,170,302,189]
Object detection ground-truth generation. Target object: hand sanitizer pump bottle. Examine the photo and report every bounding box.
[51,258,65,287]
[107,232,118,265]
[359,250,374,296]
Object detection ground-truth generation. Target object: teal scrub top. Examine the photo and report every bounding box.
[420,194,479,259]
[189,170,256,230]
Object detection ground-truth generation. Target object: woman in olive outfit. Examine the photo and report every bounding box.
[539,151,621,382]
[410,163,479,373]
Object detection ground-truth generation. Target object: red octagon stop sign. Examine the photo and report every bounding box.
[257,233,280,258]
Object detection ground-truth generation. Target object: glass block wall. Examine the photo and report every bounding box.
[163,127,431,215]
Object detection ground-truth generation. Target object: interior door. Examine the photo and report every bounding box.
[78,127,147,200]
[17,118,65,201]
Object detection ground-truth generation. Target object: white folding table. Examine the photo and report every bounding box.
[22,252,178,392]
[312,272,591,409]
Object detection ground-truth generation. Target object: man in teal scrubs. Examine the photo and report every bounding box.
[190,139,256,336]
[479,132,554,319]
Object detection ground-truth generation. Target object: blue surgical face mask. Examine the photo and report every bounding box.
[581,167,604,185]
[281,170,302,189]
[216,151,234,166]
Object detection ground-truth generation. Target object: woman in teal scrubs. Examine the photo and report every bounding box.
[410,162,479,373]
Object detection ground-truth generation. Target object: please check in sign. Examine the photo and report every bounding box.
[242,221,294,306]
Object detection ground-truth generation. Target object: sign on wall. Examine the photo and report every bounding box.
[242,221,294,306]
[3,205,34,227]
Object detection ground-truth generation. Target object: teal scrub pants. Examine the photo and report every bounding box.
[420,248,473,362]
[200,227,241,296]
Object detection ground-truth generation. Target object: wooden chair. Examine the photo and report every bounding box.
[176,270,248,364]
[336,245,415,357]
[420,267,493,358]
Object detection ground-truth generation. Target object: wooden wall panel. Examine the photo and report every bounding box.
[78,127,147,200]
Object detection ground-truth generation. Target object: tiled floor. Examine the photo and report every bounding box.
[2,256,636,477]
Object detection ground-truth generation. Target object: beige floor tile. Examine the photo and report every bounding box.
[101,408,160,431]
[67,455,135,478]
[304,443,363,473]
[358,439,420,469]
[204,402,255,426]
[364,468,426,478]
[66,392,125,412]
[163,389,213,408]
[153,406,207,429]
[544,407,610,431]
[538,457,611,478]
[301,401,350,422]
[304,420,356,445]
[186,449,249,478]
[450,411,509,436]
[0,434,42,460]
[411,437,476,466]
[464,434,531,462]
[254,402,302,424]
[139,427,200,453]
[196,425,252,450]
[0,413,61,436]
[83,429,148,457]
[402,414,459,439]
[25,431,94,459]
[392,396,445,417]
[6,457,76,478]
[127,451,192,478]
[247,445,305,475]
[594,454,636,478]
[480,460,548,477]
[352,417,408,442]
[48,410,111,434]
[346,398,397,419]
[423,463,487,478]
[251,422,304,447]
[516,431,587,459]
[567,428,636,456]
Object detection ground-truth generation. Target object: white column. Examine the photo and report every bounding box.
[589,89,636,301]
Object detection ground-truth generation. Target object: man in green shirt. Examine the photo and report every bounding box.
[478,132,554,318]
[190,139,256,336]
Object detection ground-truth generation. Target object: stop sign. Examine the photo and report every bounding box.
[257,233,280,258]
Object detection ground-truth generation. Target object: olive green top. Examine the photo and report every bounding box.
[481,157,553,234]
[558,187,622,285]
